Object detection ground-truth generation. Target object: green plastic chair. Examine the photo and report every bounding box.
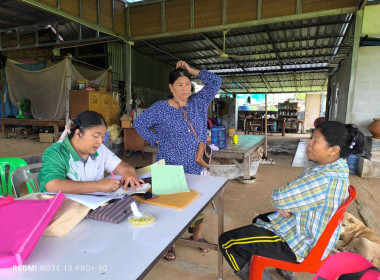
[0,157,28,196]
[11,162,42,197]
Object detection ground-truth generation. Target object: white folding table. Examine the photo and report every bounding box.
[1,174,228,280]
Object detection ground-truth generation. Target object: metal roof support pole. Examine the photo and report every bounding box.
[296,0,302,14]
[126,6,130,37]
[112,0,116,32]
[78,0,83,40]
[16,28,20,49]
[257,0,262,20]
[78,24,82,40]
[190,0,195,29]
[96,0,100,37]
[325,69,333,120]
[346,10,363,123]
[79,0,82,17]
[125,42,132,113]
[222,0,227,25]
[264,92,268,157]
[161,1,166,33]
[65,57,72,122]
[35,26,39,46]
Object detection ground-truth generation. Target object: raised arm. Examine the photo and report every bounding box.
[177,60,222,104]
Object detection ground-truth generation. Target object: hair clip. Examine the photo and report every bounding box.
[349,141,356,149]
[75,118,82,128]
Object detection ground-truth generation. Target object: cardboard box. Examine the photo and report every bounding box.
[121,120,132,128]
[77,79,88,90]
[39,133,54,143]
[99,86,107,93]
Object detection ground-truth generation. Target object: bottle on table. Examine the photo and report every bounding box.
[211,118,227,149]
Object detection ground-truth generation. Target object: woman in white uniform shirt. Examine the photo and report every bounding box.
[39,110,143,194]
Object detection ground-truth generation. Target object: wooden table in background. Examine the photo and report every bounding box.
[0,118,65,142]
[123,128,149,157]
[143,135,265,181]
[213,135,265,180]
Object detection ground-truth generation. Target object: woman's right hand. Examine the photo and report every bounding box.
[176,60,200,77]
[97,178,121,192]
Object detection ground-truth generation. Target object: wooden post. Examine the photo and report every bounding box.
[264,92,268,157]
[0,68,4,118]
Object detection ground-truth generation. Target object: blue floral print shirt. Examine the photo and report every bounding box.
[134,69,221,174]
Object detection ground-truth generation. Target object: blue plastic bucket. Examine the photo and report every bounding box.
[346,154,360,175]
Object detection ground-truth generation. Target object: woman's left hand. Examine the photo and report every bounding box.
[121,170,145,191]
[113,162,145,191]
[278,210,292,218]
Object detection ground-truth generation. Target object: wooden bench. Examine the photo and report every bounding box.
[0,118,65,142]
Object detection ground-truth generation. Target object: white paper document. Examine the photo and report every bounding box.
[87,183,151,197]
[45,192,114,210]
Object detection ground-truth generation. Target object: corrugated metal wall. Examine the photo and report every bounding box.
[131,49,174,106]
[131,49,173,91]
[108,41,126,83]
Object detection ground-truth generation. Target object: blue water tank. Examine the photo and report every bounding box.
[273,121,277,132]
[211,119,227,149]
[347,153,360,175]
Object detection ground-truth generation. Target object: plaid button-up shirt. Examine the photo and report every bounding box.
[255,158,349,262]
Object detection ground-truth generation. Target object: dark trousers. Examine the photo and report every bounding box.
[219,212,297,273]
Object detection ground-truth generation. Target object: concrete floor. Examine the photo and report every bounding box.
[1,133,379,280]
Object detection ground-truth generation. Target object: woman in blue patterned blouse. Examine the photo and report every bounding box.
[219,121,365,280]
[134,60,222,261]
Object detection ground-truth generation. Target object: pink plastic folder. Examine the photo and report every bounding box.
[0,192,65,268]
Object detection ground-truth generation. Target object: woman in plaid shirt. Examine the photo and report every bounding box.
[219,121,365,280]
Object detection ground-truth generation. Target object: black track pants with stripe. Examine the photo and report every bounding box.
[219,223,297,272]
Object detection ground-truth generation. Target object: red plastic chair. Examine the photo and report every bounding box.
[249,185,356,280]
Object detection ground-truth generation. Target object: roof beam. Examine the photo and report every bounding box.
[140,35,344,56]
[194,55,331,67]
[224,90,326,94]
[124,0,164,7]
[265,26,282,68]
[21,0,132,44]
[215,67,329,75]
[130,7,357,41]
[142,40,183,63]
[360,0,368,10]
[138,21,348,48]
[260,75,271,91]
[0,35,117,51]
[153,45,341,61]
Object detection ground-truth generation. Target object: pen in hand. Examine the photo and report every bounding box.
[111,171,116,179]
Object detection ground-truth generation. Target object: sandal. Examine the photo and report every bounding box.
[163,247,176,261]
[189,236,210,253]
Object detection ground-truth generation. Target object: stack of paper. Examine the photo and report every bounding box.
[134,190,199,209]
[151,165,189,195]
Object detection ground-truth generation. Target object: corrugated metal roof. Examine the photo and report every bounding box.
[133,13,354,93]
[0,1,355,93]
